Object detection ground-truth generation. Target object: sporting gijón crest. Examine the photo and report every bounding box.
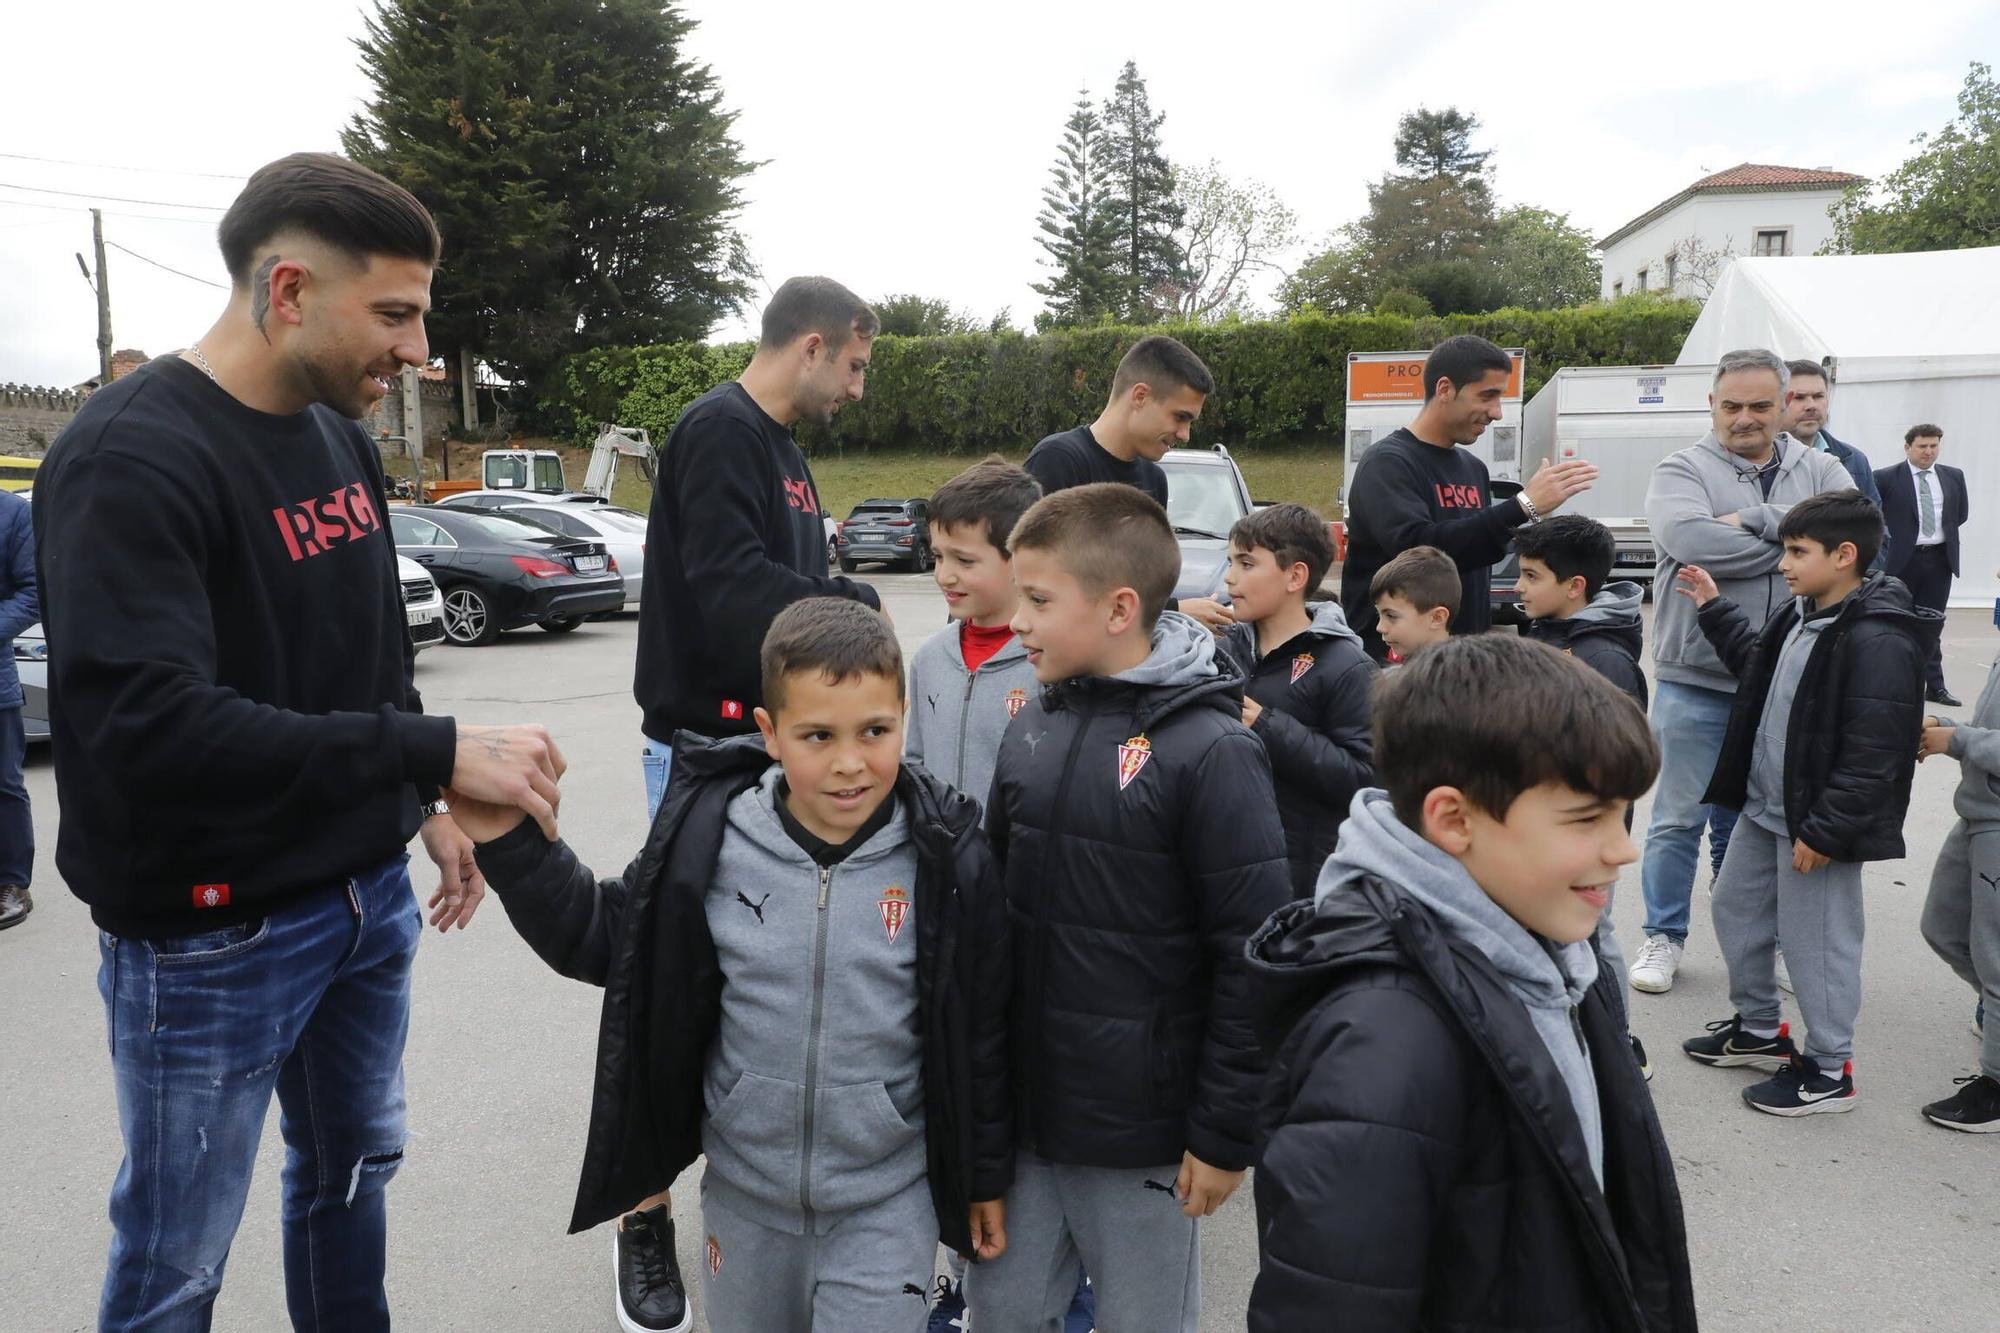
[1006,687,1028,719]
[1117,734,1152,790]
[1290,652,1316,685]
[878,885,911,944]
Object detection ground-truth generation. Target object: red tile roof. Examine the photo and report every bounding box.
[1600,163,1867,249]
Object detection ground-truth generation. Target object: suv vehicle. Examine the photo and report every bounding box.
[1159,446,1254,603]
[835,498,934,572]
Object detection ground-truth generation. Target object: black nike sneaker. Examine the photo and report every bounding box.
[613,1204,690,1333]
[1682,1014,1797,1071]
[1744,1054,1857,1117]
[1922,1073,2000,1133]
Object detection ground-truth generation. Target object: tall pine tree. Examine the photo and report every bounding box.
[1100,61,1183,323]
[341,0,757,393]
[1032,90,1120,328]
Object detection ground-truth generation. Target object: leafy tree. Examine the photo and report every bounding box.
[1032,90,1121,329]
[1277,228,1376,314]
[1100,61,1184,322]
[872,294,982,338]
[1489,206,1601,308]
[1163,162,1299,321]
[1828,61,2000,254]
[1373,286,1433,317]
[342,0,757,394]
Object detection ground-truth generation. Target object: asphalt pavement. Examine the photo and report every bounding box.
[2,574,1996,1331]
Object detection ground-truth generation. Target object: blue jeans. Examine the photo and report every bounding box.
[0,704,29,886]
[642,734,673,821]
[96,856,420,1332]
[1641,679,1737,942]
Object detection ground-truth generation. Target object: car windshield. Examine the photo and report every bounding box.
[595,509,649,533]
[1163,464,1242,537]
[469,512,561,540]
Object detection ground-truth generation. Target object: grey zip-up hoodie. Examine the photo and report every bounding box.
[905,621,1035,798]
[1646,431,1852,692]
[1742,595,1841,836]
[1316,790,1604,1183]
[701,767,926,1234]
[1932,658,2000,831]
[1114,607,1219,687]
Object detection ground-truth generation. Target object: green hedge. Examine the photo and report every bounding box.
[540,301,1700,454]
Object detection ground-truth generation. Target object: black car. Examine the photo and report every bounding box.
[388,506,626,646]
[835,497,934,572]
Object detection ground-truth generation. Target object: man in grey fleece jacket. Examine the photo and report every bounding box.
[1632,349,1850,994]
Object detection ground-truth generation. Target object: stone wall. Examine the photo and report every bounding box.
[0,384,91,456]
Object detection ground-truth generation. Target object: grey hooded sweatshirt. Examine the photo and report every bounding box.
[1933,659,2000,831]
[1316,790,1604,1183]
[701,766,926,1234]
[1646,431,1851,692]
[905,620,1036,798]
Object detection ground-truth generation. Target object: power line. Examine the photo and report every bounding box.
[0,180,226,211]
[0,197,218,226]
[0,151,247,182]
[105,240,227,290]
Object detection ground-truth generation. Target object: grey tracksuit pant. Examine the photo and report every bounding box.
[1921,824,2000,1081]
[1712,818,1866,1067]
[964,1149,1200,1333]
[697,1171,938,1333]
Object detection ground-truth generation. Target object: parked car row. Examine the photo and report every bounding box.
[388,505,627,646]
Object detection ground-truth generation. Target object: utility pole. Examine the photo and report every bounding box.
[75,210,113,384]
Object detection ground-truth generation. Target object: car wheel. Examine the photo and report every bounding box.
[441,585,498,646]
[914,543,935,573]
[540,616,583,634]
[839,556,860,573]
[827,538,838,566]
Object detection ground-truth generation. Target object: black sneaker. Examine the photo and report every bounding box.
[1923,1074,2000,1133]
[1631,1034,1652,1082]
[1682,1014,1796,1071]
[1744,1054,1857,1116]
[613,1204,690,1333]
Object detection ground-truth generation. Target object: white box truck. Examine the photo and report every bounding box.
[1520,363,1718,597]
[1338,347,1528,515]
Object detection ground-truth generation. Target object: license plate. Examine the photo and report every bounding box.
[406,608,434,628]
[575,554,606,572]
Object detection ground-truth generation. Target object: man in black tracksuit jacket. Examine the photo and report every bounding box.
[1245,877,1698,1333]
[468,733,1012,1260]
[1219,601,1377,898]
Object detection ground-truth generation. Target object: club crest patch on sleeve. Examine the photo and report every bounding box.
[1006,687,1028,718]
[878,885,911,944]
[1117,734,1153,790]
[705,1234,722,1275]
[1290,652,1316,684]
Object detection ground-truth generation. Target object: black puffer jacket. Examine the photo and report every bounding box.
[987,614,1291,1172]
[1245,881,1697,1333]
[1219,602,1377,898]
[474,734,1011,1254]
[1698,572,1941,862]
[1522,580,1649,712]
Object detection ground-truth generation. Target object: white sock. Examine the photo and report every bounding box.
[1816,1058,1847,1080]
[1742,1023,1781,1040]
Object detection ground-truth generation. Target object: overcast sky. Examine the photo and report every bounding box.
[1,0,1992,387]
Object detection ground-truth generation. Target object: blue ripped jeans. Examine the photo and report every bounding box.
[96,855,420,1332]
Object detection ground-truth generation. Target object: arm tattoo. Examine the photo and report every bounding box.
[250,254,280,341]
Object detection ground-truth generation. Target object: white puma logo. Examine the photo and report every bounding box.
[1023,730,1045,754]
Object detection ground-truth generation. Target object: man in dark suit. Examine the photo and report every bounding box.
[1876,423,1967,704]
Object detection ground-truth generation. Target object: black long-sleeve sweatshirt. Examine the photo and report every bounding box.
[34,355,456,937]
[634,382,880,742]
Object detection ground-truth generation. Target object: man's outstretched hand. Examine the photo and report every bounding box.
[449,724,566,840]
[418,815,485,931]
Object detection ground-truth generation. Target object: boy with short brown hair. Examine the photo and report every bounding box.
[1369,544,1459,662]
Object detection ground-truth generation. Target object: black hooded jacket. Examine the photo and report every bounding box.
[1521,580,1649,713]
[1244,881,1697,1333]
[1697,571,1941,862]
[1219,603,1378,898]
[473,734,1011,1253]
[987,627,1292,1172]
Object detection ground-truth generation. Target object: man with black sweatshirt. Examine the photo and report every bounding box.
[622,276,884,1332]
[1341,335,1598,661]
[34,154,564,1331]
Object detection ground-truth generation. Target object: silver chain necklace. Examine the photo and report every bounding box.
[185,343,219,383]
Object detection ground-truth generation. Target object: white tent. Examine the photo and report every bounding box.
[1678,247,2000,606]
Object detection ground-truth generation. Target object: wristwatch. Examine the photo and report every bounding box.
[420,799,451,819]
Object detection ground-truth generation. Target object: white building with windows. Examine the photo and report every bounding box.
[1597,163,1866,301]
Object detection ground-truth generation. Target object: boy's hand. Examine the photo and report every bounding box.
[1241,695,1263,727]
[418,814,486,931]
[1919,720,1954,761]
[1675,565,1720,607]
[1179,598,1236,635]
[1175,1152,1245,1217]
[967,1200,1007,1261]
[442,786,533,846]
[1792,838,1831,873]
[451,724,566,839]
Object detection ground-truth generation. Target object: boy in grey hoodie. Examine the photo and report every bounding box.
[906,457,1042,797]
[1915,664,2000,1130]
[1244,633,1695,1332]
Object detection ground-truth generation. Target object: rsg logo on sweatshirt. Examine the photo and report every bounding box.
[271,482,384,562]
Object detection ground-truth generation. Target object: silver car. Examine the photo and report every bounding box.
[507,503,647,609]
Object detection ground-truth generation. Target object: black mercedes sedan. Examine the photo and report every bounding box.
[387,505,625,646]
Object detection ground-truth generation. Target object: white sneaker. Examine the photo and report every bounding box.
[1630,934,1684,993]
[1775,950,1794,995]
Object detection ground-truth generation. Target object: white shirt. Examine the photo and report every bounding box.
[1909,461,1945,546]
